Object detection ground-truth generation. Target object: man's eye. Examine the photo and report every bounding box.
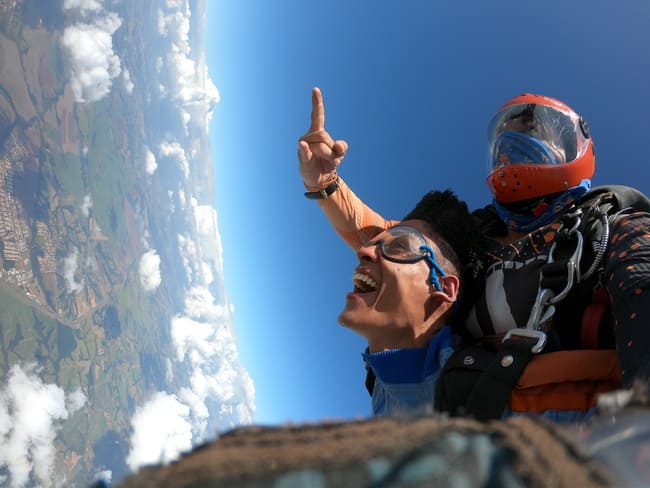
[386,240,411,255]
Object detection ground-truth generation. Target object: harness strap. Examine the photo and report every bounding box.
[464,330,546,421]
[581,287,610,349]
[365,364,376,396]
[509,349,620,412]
[540,261,575,293]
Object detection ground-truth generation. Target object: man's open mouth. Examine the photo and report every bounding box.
[352,272,378,293]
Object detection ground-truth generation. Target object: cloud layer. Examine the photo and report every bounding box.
[139,249,162,292]
[126,392,193,470]
[144,146,158,175]
[56,0,257,478]
[0,364,86,488]
[80,194,93,217]
[61,12,122,103]
[63,0,103,15]
[127,281,255,470]
[159,138,190,180]
[63,247,84,294]
[156,0,220,134]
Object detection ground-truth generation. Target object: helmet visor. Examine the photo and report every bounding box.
[487,103,590,171]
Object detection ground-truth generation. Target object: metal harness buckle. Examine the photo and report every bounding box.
[503,329,547,354]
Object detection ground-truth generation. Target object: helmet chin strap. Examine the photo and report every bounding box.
[493,179,592,232]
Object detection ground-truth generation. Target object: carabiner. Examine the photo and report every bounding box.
[525,288,556,330]
[548,231,583,303]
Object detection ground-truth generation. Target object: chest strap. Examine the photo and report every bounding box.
[465,329,546,420]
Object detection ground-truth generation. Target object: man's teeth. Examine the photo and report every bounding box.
[353,273,377,292]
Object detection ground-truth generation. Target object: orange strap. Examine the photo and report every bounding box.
[509,349,621,413]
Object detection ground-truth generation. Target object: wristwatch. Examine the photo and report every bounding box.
[304,178,339,200]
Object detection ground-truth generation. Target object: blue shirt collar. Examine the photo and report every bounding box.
[362,326,453,384]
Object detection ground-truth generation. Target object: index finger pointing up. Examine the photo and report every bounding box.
[309,87,325,133]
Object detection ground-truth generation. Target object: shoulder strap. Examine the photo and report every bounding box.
[436,331,546,420]
[540,185,650,347]
[463,331,546,420]
[579,185,650,214]
[472,204,508,238]
[365,364,375,396]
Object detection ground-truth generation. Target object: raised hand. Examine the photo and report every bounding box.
[298,87,349,190]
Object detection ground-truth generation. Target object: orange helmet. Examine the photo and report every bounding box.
[486,94,595,204]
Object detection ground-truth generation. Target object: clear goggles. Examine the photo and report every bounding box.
[363,225,447,291]
[487,103,589,170]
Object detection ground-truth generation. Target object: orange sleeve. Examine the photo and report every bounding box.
[317,177,399,250]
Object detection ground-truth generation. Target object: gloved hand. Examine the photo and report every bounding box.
[298,87,349,190]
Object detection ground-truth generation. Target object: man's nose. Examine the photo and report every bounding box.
[357,242,380,262]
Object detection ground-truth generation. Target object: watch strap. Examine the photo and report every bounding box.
[304,178,339,200]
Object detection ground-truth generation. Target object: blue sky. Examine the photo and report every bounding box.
[206,1,650,424]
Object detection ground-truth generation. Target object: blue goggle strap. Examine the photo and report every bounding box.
[420,244,446,292]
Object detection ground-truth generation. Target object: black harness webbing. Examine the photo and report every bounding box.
[463,333,543,420]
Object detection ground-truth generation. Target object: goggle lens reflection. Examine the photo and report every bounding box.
[368,226,428,262]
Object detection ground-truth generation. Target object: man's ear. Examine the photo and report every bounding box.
[432,275,459,303]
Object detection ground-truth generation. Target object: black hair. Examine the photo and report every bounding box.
[402,189,486,330]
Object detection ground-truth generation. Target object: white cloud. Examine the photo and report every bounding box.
[159,139,189,180]
[177,233,197,283]
[67,388,87,413]
[165,0,186,9]
[166,358,173,383]
[193,203,217,238]
[183,285,224,321]
[139,249,162,292]
[61,13,123,103]
[178,387,209,430]
[156,2,220,134]
[171,315,212,364]
[167,54,220,135]
[80,194,92,217]
[63,247,84,294]
[126,392,193,471]
[178,188,186,209]
[176,232,216,287]
[157,5,190,43]
[140,229,152,250]
[122,66,134,94]
[128,206,255,470]
[190,200,224,278]
[167,191,176,214]
[63,0,103,15]
[0,364,80,487]
[200,262,214,286]
[169,287,255,434]
[144,146,158,175]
